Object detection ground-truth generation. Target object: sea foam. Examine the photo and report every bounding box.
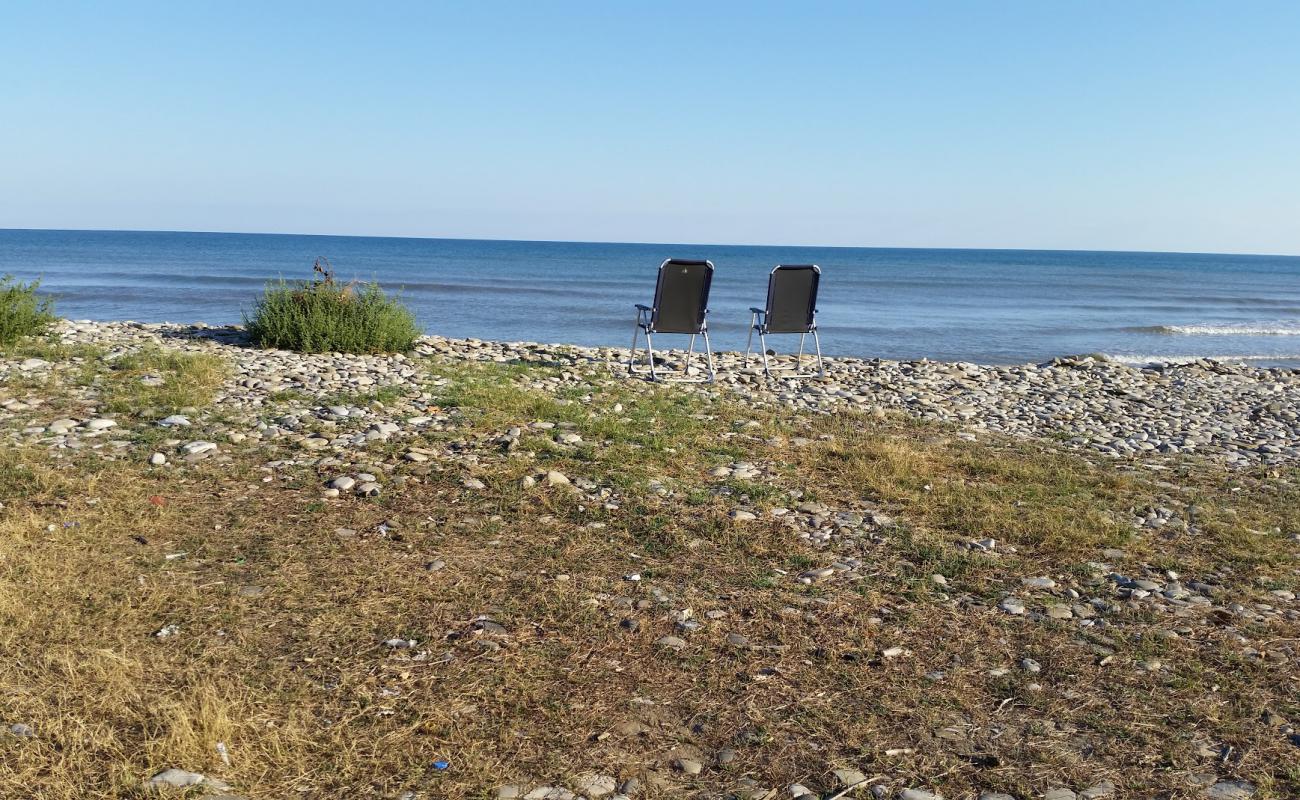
[1144,323,1300,336]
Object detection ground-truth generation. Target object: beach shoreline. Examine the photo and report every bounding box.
[5,318,1299,468]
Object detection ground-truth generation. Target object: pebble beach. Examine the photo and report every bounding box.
[6,320,1299,470]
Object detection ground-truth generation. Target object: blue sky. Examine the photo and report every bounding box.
[2,1,1299,253]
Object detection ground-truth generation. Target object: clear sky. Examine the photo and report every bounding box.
[3,1,1299,253]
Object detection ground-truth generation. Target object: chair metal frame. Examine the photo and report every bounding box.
[745,264,825,379]
[629,259,716,383]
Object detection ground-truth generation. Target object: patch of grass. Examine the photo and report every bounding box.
[100,346,228,417]
[0,274,56,347]
[244,266,420,354]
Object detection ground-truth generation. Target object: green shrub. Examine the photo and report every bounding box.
[244,263,421,354]
[0,274,56,347]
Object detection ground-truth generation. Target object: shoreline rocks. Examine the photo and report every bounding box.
[2,319,1299,468]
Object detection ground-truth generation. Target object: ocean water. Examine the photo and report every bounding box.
[3,228,1300,366]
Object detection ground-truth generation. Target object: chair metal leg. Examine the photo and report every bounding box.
[701,328,716,382]
[745,313,756,368]
[798,333,806,372]
[645,331,657,381]
[812,328,825,377]
[759,332,771,377]
[629,320,641,375]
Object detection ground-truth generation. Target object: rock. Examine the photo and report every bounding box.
[1046,603,1073,619]
[329,476,356,491]
[85,418,117,431]
[730,510,757,521]
[544,470,570,487]
[1043,790,1077,800]
[355,481,382,497]
[999,597,1026,615]
[1022,576,1057,589]
[674,758,703,775]
[656,635,687,650]
[1204,781,1256,800]
[899,790,941,800]
[7,723,34,737]
[158,415,191,427]
[574,773,618,797]
[147,768,231,791]
[149,452,167,465]
[833,768,867,787]
[496,786,524,799]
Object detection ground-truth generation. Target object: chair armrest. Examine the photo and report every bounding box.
[749,307,766,315]
[635,304,652,312]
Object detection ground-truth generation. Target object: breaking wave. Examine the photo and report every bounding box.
[1131,323,1300,336]
[1103,353,1300,366]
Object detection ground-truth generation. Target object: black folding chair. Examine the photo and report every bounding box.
[746,264,824,378]
[630,258,716,382]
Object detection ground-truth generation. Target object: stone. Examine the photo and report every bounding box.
[544,470,571,487]
[1204,781,1256,800]
[999,597,1026,615]
[574,773,618,797]
[656,635,687,650]
[147,768,231,791]
[329,476,356,491]
[899,790,941,800]
[674,758,703,775]
[85,418,117,430]
[149,452,167,465]
[833,768,867,787]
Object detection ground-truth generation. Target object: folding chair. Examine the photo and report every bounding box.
[630,258,716,382]
[745,264,824,378]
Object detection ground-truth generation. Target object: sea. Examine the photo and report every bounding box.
[3,228,1299,367]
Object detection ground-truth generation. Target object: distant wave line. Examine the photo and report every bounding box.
[1104,353,1300,364]
[1128,323,1300,336]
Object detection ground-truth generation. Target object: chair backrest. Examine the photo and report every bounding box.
[764,264,820,333]
[651,259,714,333]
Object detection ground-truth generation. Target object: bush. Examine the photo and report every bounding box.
[244,261,421,354]
[0,274,56,347]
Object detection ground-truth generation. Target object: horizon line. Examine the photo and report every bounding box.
[3,226,1299,260]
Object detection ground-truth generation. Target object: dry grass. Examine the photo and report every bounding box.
[0,360,1297,799]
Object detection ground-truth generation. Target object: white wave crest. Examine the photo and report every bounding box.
[1150,323,1300,336]
[1103,353,1300,366]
